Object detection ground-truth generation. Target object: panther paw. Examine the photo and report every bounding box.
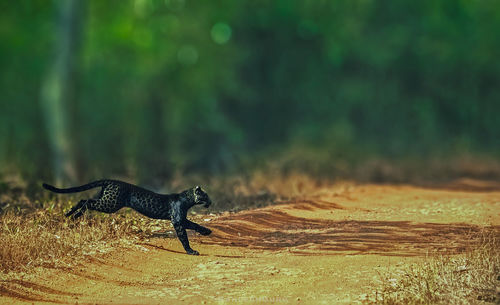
[186,249,200,255]
[199,228,212,236]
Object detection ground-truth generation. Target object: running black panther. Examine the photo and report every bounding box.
[42,180,212,255]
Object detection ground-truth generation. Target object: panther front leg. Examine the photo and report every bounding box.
[171,206,199,255]
[172,221,199,255]
[184,219,212,236]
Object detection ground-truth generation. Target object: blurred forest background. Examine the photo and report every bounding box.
[0,0,499,192]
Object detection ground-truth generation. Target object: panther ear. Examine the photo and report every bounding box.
[194,186,201,194]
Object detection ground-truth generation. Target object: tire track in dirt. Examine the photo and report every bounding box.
[201,203,495,256]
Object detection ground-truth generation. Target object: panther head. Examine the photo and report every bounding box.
[193,186,211,208]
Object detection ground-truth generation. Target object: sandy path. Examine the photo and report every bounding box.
[1,181,499,304]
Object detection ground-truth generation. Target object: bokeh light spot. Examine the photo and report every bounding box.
[211,22,232,44]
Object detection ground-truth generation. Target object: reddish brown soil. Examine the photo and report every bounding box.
[1,180,499,304]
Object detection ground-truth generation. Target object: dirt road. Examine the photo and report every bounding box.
[1,180,499,304]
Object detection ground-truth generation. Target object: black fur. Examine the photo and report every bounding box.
[42,180,212,255]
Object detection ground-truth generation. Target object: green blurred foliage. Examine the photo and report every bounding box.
[0,0,499,182]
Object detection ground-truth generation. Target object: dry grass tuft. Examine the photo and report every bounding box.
[367,232,500,305]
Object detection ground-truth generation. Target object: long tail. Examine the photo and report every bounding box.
[42,180,108,194]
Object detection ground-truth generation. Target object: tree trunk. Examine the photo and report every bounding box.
[40,0,85,185]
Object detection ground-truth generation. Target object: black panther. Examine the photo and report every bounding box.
[42,180,212,255]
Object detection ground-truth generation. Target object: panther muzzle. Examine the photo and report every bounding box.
[203,199,212,208]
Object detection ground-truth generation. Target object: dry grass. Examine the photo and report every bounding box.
[367,232,500,305]
[187,171,353,212]
[0,200,176,274]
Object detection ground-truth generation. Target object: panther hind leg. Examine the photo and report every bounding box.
[72,204,88,219]
[65,199,88,217]
[67,199,96,219]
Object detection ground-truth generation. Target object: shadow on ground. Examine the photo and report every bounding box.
[200,209,497,256]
